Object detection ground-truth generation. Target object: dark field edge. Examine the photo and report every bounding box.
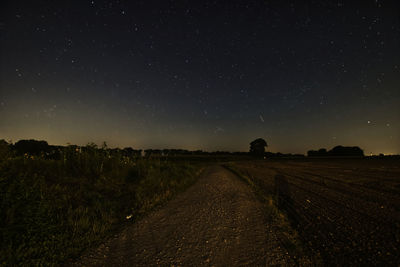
[67,165,206,266]
[0,157,204,266]
[222,163,322,266]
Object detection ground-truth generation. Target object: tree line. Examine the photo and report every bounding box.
[307,146,364,157]
[0,139,249,159]
[0,138,370,159]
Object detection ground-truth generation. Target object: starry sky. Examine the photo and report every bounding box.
[1,1,399,154]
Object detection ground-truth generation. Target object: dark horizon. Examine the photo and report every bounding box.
[1,1,399,155]
[5,138,399,157]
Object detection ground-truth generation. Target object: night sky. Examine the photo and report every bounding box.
[1,1,399,154]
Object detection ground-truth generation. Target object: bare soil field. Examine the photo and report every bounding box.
[232,158,400,266]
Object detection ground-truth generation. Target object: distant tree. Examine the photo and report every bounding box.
[249,138,268,156]
[308,146,364,157]
[328,146,364,157]
[46,145,62,160]
[308,150,316,157]
[318,148,327,155]
[307,148,328,157]
[13,139,50,156]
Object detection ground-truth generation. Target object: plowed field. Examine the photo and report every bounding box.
[233,159,400,266]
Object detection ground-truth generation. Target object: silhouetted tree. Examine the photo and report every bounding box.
[249,138,268,156]
[328,146,364,157]
[308,146,364,157]
[13,139,50,156]
[46,145,63,160]
[307,148,328,157]
[318,148,327,155]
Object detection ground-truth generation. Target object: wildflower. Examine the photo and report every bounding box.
[126,214,133,220]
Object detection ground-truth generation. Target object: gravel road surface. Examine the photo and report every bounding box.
[73,166,292,266]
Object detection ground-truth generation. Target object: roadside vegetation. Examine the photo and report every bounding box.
[0,140,200,266]
[223,162,319,265]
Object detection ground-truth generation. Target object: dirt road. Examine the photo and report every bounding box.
[73,166,292,266]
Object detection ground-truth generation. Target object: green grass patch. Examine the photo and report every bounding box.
[0,146,200,266]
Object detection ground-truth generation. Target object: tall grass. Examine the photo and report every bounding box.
[0,144,199,266]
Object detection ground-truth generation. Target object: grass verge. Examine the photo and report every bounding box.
[223,162,319,265]
[0,147,201,266]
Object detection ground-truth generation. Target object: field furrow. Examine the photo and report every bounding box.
[233,159,400,266]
